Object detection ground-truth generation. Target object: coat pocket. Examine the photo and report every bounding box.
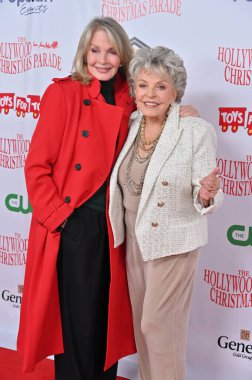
[61,209,83,241]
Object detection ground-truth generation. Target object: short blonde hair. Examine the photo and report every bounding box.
[72,17,133,83]
[129,46,187,103]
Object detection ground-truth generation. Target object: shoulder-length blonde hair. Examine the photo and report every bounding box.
[72,17,133,84]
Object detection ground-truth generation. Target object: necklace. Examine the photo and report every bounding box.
[124,138,151,196]
[138,110,169,152]
[124,110,170,196]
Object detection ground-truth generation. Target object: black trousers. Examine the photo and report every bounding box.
[55,205,118,380]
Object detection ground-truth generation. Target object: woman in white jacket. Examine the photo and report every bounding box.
[109,46,223,380]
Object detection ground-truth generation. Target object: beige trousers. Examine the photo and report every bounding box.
[125,210,200,380]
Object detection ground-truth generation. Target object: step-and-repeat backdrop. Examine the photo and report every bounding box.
[0,1,251,379]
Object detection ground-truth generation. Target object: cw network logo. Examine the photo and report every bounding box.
[227,225,252,247]
[5,193,32,214]
[0,0,53,16]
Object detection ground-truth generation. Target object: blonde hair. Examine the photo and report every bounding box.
[72,17,133,83]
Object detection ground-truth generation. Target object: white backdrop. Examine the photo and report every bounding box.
[0,1,251,379]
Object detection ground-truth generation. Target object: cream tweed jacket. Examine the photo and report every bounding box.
[109,103,223,261]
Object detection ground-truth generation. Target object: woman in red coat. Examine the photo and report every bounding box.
[17,16,198,380]
[17,17,136,380]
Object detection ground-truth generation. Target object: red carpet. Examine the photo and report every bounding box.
[0,348,129,380]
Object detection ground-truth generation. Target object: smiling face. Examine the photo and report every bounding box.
[134,69,177,122]
[86,29,121,81]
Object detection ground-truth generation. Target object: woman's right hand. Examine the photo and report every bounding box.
[198,167,221,207]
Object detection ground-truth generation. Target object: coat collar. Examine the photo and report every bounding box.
[52,74,131,106]
[87,73,130,101]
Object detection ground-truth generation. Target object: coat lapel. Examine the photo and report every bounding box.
[109,111,141,242]
[137,103,184,218]
[110,111,141,182]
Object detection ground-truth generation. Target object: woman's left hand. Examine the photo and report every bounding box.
[179,105,200,117]
[199,167,221,207]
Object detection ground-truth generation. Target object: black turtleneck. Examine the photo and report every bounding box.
[100,76,116,105]
[84,76,116,212]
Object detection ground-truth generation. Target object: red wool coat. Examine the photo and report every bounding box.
[17,74,136,372]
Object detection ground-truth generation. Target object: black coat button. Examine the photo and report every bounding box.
[82,130,89,137]
[83,99,91,106]
[64,196,71,203]
[75,163,81,171]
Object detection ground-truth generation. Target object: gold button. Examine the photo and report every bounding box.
[158,201,165,207]
[151,222,158,227]
[162,180,169,186]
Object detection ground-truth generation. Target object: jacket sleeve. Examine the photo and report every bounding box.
[25,83,74,232]
[191,119,223,215]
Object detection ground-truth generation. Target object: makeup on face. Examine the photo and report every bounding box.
[87,29,121,81]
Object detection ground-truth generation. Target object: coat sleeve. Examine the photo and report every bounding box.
[25,83,74,232]
[191,119,223,215]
